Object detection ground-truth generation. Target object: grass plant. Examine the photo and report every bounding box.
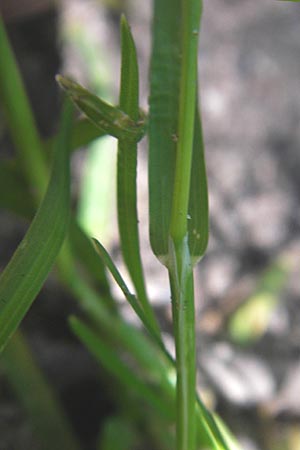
[0,1,256,448]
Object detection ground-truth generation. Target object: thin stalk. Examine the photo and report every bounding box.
[168,237,196,450]
[168,1,202,450]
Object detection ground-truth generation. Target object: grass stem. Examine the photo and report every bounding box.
[168,2,202,449]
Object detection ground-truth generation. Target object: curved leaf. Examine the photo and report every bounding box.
[0,100,73,353]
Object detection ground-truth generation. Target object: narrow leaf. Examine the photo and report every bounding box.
[0,100,73,353]
[148,0,181,264]
[0,16,47,193]
[117,16,159,332]
[70,316,173,420]
[92,239,176,380]
[148,3,208,267]
[196,398,233,450]
[69,221,111,297]
[92,239,152,333]
[56,75,146,142]
[188,104,209,264]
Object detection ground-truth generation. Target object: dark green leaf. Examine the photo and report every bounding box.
[0,16,47,193]
[70,316,173,421]
[117,16,159,332]
[0,100,73,352]
[148,4,209,267]
[148,0,181,264]
[91,239,151,332]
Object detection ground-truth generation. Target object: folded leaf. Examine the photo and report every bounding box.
[57,75,146,142]
[148,3,209,267]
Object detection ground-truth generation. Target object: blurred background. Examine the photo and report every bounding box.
[0,0,300,449]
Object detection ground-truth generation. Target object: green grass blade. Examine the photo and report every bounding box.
[0,164,114,310]
[188,103,209,264]
[119,16,139,119]
[0,100,73,353]
[117,16,159,332]
[148,3,208,267]
[0,15,47,193]
[92,239,159,340]
[66,246,232,449]
[148,0,181,264]
[91,243,228,448]
[196,398,233,450]
[70,316,173,421]
[58,250,169,383]
[69,220,112,298]
[168,0,202,245]
[2,330,81,450]
[57,75,146,142]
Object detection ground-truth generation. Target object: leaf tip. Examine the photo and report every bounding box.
[120,13,129,30]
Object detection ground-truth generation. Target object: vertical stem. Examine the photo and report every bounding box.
[168,237,196,450]
[168,1,202,450]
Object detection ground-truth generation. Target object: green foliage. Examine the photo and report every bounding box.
[98,416,138,450]
[0,2,243,450]
[0,99,73,353]
[0,15,47,193]
[56,75,146,143]
[148,0,208,268]
[2,330,81,450]
[117,16,159,332]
